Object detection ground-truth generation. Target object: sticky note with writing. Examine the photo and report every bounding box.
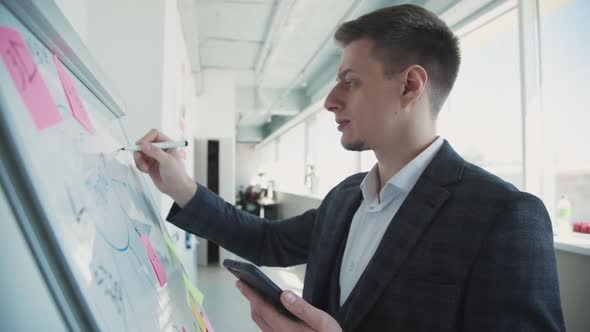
[0,26,61,130]
[140,235,167,287]
[53,54,94,134]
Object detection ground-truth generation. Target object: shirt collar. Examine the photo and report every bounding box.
[360,136,445,207]
[360,164,381,207]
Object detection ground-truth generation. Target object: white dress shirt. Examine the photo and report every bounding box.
[339,137,445,305]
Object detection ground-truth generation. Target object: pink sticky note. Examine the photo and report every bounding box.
[0,26,62,130]
[140,235,168,287]
[53,54,94,134]
[181,327,186,332]
[201,311,214,332]
[179,116,186,134]
[179,148,187,160]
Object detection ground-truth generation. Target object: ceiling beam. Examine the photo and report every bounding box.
[254,0,296,79]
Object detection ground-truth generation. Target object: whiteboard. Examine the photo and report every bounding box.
[0,3,210,332]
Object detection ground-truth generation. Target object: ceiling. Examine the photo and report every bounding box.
[178,0,501,142]
[196,0,277,70]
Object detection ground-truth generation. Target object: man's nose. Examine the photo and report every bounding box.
[324,86,342,113]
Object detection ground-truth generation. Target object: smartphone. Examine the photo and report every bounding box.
[223,259,301,322]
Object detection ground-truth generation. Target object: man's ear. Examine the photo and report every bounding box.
[400,65,428,109]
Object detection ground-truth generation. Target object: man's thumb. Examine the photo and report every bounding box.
[140,142,170,163]
[281,290,338,330]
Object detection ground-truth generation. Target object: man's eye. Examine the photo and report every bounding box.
[344,80,355,88]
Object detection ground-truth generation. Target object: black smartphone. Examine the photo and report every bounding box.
[223,259,301,322]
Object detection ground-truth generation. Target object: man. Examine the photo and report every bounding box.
[135,4,565,332]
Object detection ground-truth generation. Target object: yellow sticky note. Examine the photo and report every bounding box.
[164,233,180,265]
[191,299,207,332]
[183,274,204,306]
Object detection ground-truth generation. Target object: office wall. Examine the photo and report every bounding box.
[192,69,236,139]
[555,250,590,332]
[87,0,167,144]
[236,143,258,190]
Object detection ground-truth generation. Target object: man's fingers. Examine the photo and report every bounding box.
[281,290,313,321]
[134,129,176,170]
[135,128,173,145]
[140,142,170,164]
[237,281,283,327]
[146,157,157,170]
[237,281,264,308]
[281,290,339,331]
[133,151,150,172]
[251,307,273,332]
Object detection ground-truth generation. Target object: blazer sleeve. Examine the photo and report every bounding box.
[166,183,317,267]
[461,193,566,331]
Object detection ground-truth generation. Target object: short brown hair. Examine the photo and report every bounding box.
[335,4,460,114]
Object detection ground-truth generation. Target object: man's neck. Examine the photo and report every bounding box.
[374,135,437,193]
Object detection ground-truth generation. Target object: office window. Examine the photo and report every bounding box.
[275,123,306,193]
[308,110,358,197]
[438,8,523,188]
[540,0,590,222]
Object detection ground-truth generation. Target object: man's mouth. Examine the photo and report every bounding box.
[336,120,350,131]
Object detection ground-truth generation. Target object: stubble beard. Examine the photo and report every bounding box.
[342,140,369,151]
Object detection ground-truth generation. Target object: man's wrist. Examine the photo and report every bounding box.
[172,178,197,208]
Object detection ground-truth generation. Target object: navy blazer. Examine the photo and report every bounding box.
[167,141,565,331]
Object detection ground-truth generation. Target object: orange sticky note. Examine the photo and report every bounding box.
[140,235,167,287]
[0,26,62,130]
[53,54,94,134]
[191,300,207,332]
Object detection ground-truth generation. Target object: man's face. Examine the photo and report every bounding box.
[324,38,407,151]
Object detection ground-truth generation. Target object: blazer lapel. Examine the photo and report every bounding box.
[336,141,464,331]
[309,184,362,314]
